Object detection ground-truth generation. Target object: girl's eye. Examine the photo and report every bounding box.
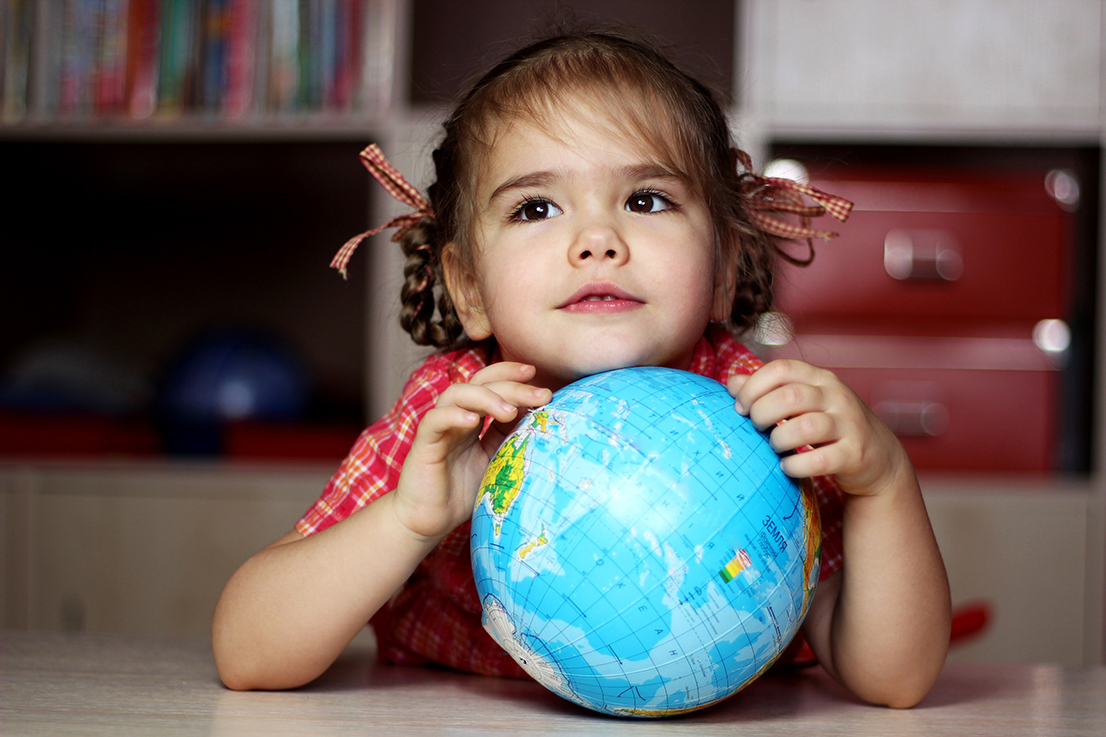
[625,191,673,214]
[514,199,563,222]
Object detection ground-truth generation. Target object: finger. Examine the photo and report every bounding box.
[417,403,484,442]
[747,382,827,432]
[735,359,823,418]
[436,380,549,427]
[480,379,552,412]
[780,444,842,480]
[468,361,538,387]
[727,374,750,415]
[769,411,840,455]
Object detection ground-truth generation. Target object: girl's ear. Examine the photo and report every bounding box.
[442,244,493,341]
[710,238,739,323]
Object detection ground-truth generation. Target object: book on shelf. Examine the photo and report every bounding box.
[0,0,396,125]
[2,1,35,121]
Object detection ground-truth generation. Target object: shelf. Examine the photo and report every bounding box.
[0,114,390,142]
[1,138,374,450]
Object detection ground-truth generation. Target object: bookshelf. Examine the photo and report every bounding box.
[1,1,406,463]
[1,0,397,130]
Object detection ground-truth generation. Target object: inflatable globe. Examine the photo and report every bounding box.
[470,367,821,717]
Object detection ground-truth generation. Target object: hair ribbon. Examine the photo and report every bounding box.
[734,149,853,265]
[331,144,433,279]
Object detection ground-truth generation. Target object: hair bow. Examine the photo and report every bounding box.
[331,144,433,279]
[734,149,852,264]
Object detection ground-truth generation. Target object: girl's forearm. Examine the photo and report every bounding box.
[212,493,441,691]
[826,465,952,707]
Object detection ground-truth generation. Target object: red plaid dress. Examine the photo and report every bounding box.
[296,324,846,677]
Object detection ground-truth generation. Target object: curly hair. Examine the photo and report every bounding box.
[397,29,783,352]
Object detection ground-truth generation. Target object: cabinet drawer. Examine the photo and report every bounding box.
[838,366,1056,472]
[776,173,1072,323]
[771,334,1061,472]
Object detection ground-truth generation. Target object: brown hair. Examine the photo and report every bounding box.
[398,29,780,352]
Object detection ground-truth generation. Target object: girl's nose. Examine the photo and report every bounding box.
[568,226,629,266]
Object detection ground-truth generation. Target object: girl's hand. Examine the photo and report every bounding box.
[391,362,552,541]
[728,359,909,497]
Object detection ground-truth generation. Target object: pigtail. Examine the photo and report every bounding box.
[395,141,473,351]
[328,141,472,351]
[397,220,441,346]
[728,227,778,334]
[396,216,467,350]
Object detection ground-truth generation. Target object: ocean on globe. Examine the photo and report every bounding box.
[470,366,821,717]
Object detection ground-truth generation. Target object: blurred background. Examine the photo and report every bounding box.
[0,0,1103,669]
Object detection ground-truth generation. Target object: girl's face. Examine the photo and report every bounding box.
[446,103,736,391]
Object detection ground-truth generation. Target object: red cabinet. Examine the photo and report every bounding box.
[768,161,1081,472]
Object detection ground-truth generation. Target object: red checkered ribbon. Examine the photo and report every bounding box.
[735,149,852,261]
[331,144,433,279]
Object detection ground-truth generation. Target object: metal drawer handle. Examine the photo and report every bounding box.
[873,400,949,437]
[884,229,963,281]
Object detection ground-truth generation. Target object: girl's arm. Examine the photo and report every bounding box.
[212,494,440,691]
[212,362,551,691]
[730,359,951,708]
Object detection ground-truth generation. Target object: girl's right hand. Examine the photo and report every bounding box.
[390,362,552,542]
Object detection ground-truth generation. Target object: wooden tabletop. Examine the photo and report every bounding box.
[3,630,1105,736]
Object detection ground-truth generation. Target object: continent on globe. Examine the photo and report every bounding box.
[481,594,571,698]
[517,527,550,560]
[478,425,531,537]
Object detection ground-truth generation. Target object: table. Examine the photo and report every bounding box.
[2,631,1104,736]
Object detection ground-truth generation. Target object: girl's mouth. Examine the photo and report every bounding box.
[560,284,643,313]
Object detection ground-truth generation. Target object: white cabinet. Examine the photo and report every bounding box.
[0,463,327,638]
[926,480,1099,666]
[742,0,1102,137]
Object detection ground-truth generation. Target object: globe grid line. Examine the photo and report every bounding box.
[502,491,708,662]
[481,475,802,695]
[484,469,788,680]
[501,453,679,640]
[490,488,780,667]
[484,495,726,683]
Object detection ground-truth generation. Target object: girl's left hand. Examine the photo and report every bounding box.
[727,358,910,498]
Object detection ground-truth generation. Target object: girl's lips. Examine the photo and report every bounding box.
[559,283,643,313]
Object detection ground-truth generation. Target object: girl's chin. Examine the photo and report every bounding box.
[546,356,659,388]
[505,342,695,389]
[527,360,634,392]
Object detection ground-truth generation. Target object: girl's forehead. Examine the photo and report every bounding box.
[477,95,688,184]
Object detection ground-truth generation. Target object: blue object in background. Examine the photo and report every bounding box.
[158,327,310,454]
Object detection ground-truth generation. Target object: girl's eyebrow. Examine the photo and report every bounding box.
[487,163,683,204]
[621,163,682,183]
[487,171,556,204]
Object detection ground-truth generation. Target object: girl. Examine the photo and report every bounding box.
[213,30,951,709]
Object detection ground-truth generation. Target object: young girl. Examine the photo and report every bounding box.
[212,30,951,709]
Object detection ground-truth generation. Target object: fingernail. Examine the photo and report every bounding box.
[734,400,748,416]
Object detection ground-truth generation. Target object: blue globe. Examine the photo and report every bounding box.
[470,367,821,717]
